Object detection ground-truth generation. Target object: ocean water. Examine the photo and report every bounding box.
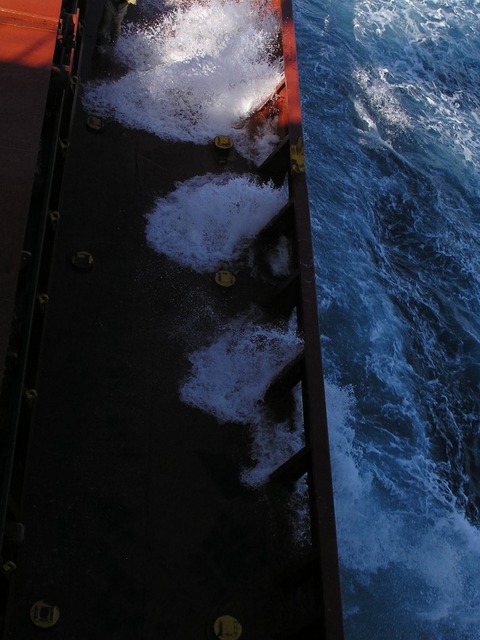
[83,0,480,637]
[293,0,480,637]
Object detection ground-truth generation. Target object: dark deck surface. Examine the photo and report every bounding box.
[0,0,62,387]
[5,2,320,639]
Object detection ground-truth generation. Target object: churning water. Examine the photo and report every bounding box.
[83,0,480,637]
[294,0,480,637]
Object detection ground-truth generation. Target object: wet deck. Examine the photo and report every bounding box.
[4,2,332,639]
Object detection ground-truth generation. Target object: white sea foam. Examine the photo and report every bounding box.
[83,0,283,162]
[145,174,288,271]
[352,0,480,201]
[353,66,411,134]
[180,313,310,541]
[180,315,303,425]
[325,376,480,631]
[265,234,293,278]
[325,380,402,572]
[241,383,305,486]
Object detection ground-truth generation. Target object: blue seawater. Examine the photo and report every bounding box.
[293,0,480,638]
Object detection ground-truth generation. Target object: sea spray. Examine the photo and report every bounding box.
[180,314,311,542]
[83,0,283,162]
[145,173,288,271]
[179,316,303,425]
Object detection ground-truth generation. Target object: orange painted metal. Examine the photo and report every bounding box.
[0,0,62,382]
[276,0,345,636]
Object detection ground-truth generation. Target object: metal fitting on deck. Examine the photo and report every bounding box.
[213,135,233,163]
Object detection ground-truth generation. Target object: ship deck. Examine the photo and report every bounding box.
[3,1,342,638]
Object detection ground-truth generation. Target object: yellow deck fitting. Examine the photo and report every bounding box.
[290,135,305,173]
[86,115,105,133]
[214,135,233,150]
[30,600,60,629]
[214,270,236,287]
[24,389,38,407]
[58,138,69,154]
[2,561,16,577]
[37,293,49,308]
[71,251,94,271]
[213,615,242,640]
[49,210,61,227]
[213,135,233,163]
